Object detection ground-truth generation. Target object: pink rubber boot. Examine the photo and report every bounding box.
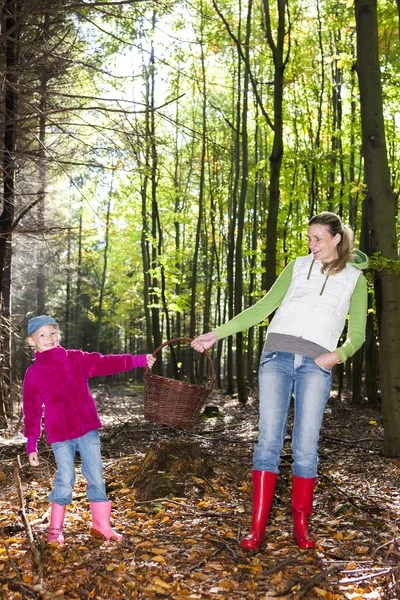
[90,501,123,540]
[47,503,66,545]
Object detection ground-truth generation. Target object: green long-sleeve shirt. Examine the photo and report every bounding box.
[215,259,368,363]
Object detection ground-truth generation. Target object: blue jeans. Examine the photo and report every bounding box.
[49,430,108,505]
[254,351,332,478]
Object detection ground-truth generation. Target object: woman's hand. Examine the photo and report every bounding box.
[315,352,340,370]
[191,331,218,352]
[28,452,39,467]
[146,354,156,368]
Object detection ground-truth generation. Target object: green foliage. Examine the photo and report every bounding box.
[10,0,400,363]
[369,252,400,275]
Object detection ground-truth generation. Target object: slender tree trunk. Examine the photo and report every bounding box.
[354,0,400,456]
[149,11,162,355]
[360,197,379,406]
[348,40,359,232]
[0,0,17,425]
[262,0,288,292]
[189,0,207,383]
[309,0,324,216]
[173,75,182,345]
[95,172,113,352]
[235,0,252,404]
[75,210,83,348]
[36,11,50,315]
[65,228,72,347]
[225,61,241,395]
[139,21,155,357]
[209,146,223,388]
[247,101,260,386]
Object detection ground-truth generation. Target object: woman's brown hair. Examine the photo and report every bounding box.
[308,211,353,275]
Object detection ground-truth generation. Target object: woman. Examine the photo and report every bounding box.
[191,212,368,550]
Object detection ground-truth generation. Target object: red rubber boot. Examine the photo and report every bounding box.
[90,501,123,540]
[47,503,66,545]
[292,475,317,549]
[240,470,277,551]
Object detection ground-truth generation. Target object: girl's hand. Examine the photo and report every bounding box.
[191,331,218,352]
[28,452,39,467]
[315,352,340,370]
[146,354,156,368]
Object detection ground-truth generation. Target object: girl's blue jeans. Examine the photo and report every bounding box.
[254,351,332,478]
[49,429,108,505]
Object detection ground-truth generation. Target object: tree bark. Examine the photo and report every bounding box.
[262,0,289,293]
[0,0,18,425]
[354,0,400,456]
[95,172,113,352]
[234,0,252,404]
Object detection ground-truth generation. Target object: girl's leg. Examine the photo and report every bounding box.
[78,431,123,540]
[49,439,77,505]
[77,430,108,502]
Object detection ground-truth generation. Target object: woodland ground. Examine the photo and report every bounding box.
[0,381,399,600]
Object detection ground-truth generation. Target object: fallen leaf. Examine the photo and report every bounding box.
[153,576,171,589]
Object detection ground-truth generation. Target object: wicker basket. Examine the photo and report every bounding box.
[143,337,215,429]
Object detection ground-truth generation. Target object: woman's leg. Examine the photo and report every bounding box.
[292,356,332,479]
[291,356,332,548]
[241,352,294,551]
[254,351,294,473]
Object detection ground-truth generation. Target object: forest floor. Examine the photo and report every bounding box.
[0,381,399,600]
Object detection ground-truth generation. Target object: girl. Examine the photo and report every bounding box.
[23,315,156,544]
[192,212,368,551]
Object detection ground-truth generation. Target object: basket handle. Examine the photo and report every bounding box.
[145,337,215,390]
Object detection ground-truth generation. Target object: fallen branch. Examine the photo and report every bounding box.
[0,577,64,599]
[263,558,306,577]
[337,567,393,585]
[14,459,44,585]
[321,435,383,446]
[0,534,28,599]
[208,536,239,559]
[291,565,340,599]
[186,547,221,574]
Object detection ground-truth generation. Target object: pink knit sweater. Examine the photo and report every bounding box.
[23,346,147,453]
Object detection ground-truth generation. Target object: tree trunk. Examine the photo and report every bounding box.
[262,0,288,293]
[354,0,400,456]
[189,0,208,384]
[234,0,252,404]
[247,101,260,386]
[360,197,379,407]
[95,172,113,352]
[0,0,17,426]
[75,210,83,348]
[36,10,50,316]
[149,11,162,357]
[65,228,72,347]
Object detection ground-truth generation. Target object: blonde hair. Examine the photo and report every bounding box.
[308,212,353,275]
